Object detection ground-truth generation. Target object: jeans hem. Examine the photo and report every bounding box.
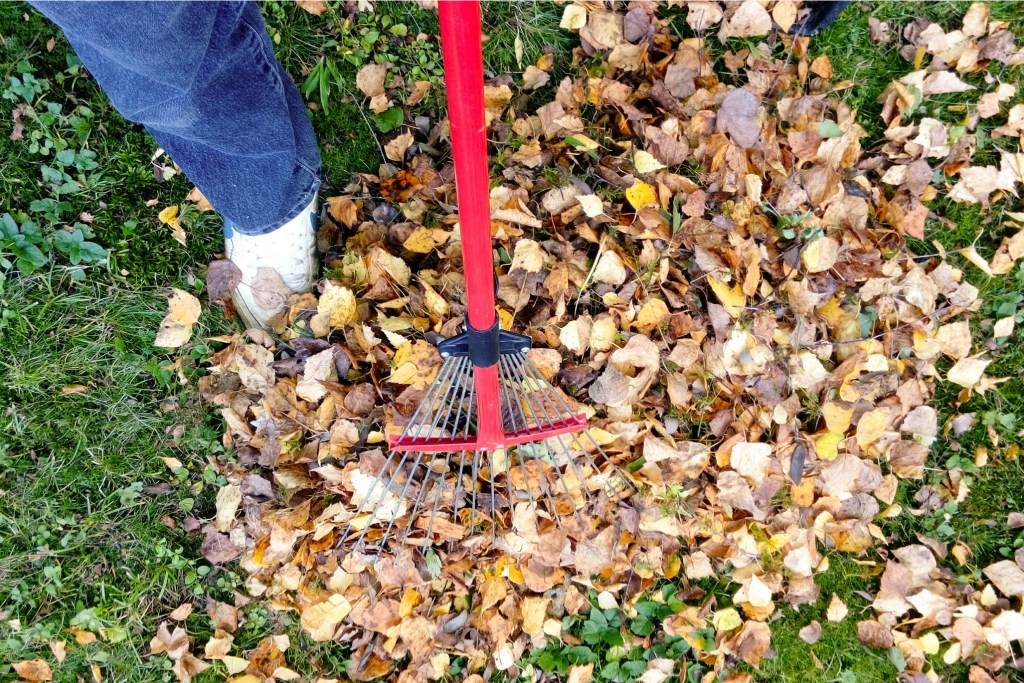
[229,168,321,236]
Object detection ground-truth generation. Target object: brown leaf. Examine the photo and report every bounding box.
[168,603,193,621]
[857,620,894,648]
[720,1,772,40]
[296,0,327,16]
[207,599,239,633]
[47,641,66,665]
[10,102,27,141]
[575,526,616,577]
[207,260,242,303]
[356,64,388,98]
[185,186,214,212]
[717,89,761,148]
[799,621,822,644]
[384,132,414,162]
[984,560,1024,597]
[250,267,293,313]
[579,12,622,51]
[200,527,242,565]
[13,660,53,681]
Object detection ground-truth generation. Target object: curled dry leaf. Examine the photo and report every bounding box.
[155,288,201,348]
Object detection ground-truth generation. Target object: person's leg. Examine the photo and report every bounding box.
[30,0,321,329]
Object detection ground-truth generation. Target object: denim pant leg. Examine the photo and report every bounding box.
[30,1,321,235]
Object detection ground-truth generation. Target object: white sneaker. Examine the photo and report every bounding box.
[224,197,318,331]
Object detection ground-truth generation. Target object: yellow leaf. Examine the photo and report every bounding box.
[403,226,450,254]
[422,282,450,319]
[155,288,201,348]
[634,150,666,174]
[158,205,186,246]
[814,432,844,461]
[399,589,422,618]
[158,205,179,225]
[635,298,669,332]
[390,340,441,389]
[300,594,352,642]
[855,407,891,448]
[588,315,617,351]
[317,281,358,327]
[821,402,854,433]
[713,607,743,632]
[625,180,657,210]
[521,597,549,637]
[708,277,746,318]
[802,236,839,273]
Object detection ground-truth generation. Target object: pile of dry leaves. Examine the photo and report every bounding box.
[151,2,1024,682]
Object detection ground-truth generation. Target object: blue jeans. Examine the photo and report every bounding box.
[31,1,321,236]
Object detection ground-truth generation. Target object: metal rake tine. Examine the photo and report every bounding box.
[404,361,474,546]
[508,373,588,527]
[375,448,432,551]
[370,359,471,549]
[489,450,498,547]
[469,442,481,550]
[502,447,522,531]
[446,372,475,554]
[422,449,455,546]
[507,355,594,506]
[337,441,412,550]
[517,356,632,493]
[499,354,533,431]
[343,357,467,550]
[417,359,472,446]
[404,358,473,548]
[448,450,470,554]
[400,452,441,546]
[499,355,567,528]
[395,355,463,445]
[497,358,552,524]
[770,30,801,99]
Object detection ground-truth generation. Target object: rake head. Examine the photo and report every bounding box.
[338,329,634,554]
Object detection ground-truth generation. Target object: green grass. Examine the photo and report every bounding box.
[2,1,1024,682]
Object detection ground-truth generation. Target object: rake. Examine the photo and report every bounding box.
[339,0,633,554]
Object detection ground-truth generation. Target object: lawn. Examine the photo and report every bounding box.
[1,2,1023,682]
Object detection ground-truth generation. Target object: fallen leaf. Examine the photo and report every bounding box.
[947,357,991,389]
[317,281,358,328]
[356,64,388,98]
[13,660,53,681]
[826,593,848,622]
[593,251,628,285]
[169,603,193,621]
[799,621,822,644]
[720,0,772,39]
[47,641,66,664]
[207,260,242,303]
[984,560,1024,597]
[214,484,242,532]
[159,205,186,246]
[717,88,760,148]
[155,288,201,348]
[625,180,658,210]
[384,132,414,162]
[296,0,327,16]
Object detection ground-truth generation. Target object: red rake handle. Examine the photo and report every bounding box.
[438,0,505,448]
[438,0,495,332]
